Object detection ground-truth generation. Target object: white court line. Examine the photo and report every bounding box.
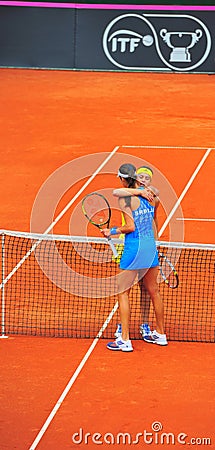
[0,147,119,291]
[158,148,212,238]
[122,145,215,150]
[176,218,215,222]
[28,301,119,450]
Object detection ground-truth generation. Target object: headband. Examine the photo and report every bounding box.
[117,170,136,178]
[136,167,153,178]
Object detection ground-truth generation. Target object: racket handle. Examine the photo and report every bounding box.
[107,237,118,257]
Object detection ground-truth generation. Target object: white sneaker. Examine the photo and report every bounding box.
[143,330,168,346]
[140,323,151,338]
[107,337,133,352]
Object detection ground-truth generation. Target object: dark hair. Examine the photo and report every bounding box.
[118,163,136,208]
[118,163,136,188]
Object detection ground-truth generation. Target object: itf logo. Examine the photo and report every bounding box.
[102,13,212,71]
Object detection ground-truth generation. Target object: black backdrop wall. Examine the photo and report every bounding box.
[0,3,214,73]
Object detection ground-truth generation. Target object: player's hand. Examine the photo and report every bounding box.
[140,188,154,202]
[101,228,111,238]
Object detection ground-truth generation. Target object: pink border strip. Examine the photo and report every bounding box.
[0,2,215,10]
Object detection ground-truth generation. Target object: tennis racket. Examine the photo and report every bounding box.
[82,192,118,257]
[158,252,179,289]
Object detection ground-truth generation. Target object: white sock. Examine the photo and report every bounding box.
[155,330,166,337]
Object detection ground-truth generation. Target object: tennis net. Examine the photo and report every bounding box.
[0,230,214,342]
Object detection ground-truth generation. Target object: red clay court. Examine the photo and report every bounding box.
[0,69,215,449]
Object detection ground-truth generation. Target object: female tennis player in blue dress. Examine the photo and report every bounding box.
[113,165,159,340]
[103,163,167,352]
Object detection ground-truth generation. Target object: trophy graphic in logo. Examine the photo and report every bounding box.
[160,28,203,63]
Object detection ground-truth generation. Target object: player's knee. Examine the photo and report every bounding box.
[147,284,159,298]
[118,280,131,293]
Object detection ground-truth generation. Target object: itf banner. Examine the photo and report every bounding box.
[75,9,214,73]
[0,4,214,73]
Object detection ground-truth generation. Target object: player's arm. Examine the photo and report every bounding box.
[102,197,135,237]
[113,187,154,203]
[153,195,160,239]
[150,186,159,197]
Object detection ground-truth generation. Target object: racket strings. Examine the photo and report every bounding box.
[159,253,179,288]
[83,195,110,226]
[91,208,109,225]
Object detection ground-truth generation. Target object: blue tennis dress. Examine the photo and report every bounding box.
[120,197,159,270]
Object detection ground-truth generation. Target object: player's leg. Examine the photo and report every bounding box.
[141,267,164,333]
[138,273,151,337]
[140,267,167,345]
[117,269,137,341]
[107,269,137,351]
